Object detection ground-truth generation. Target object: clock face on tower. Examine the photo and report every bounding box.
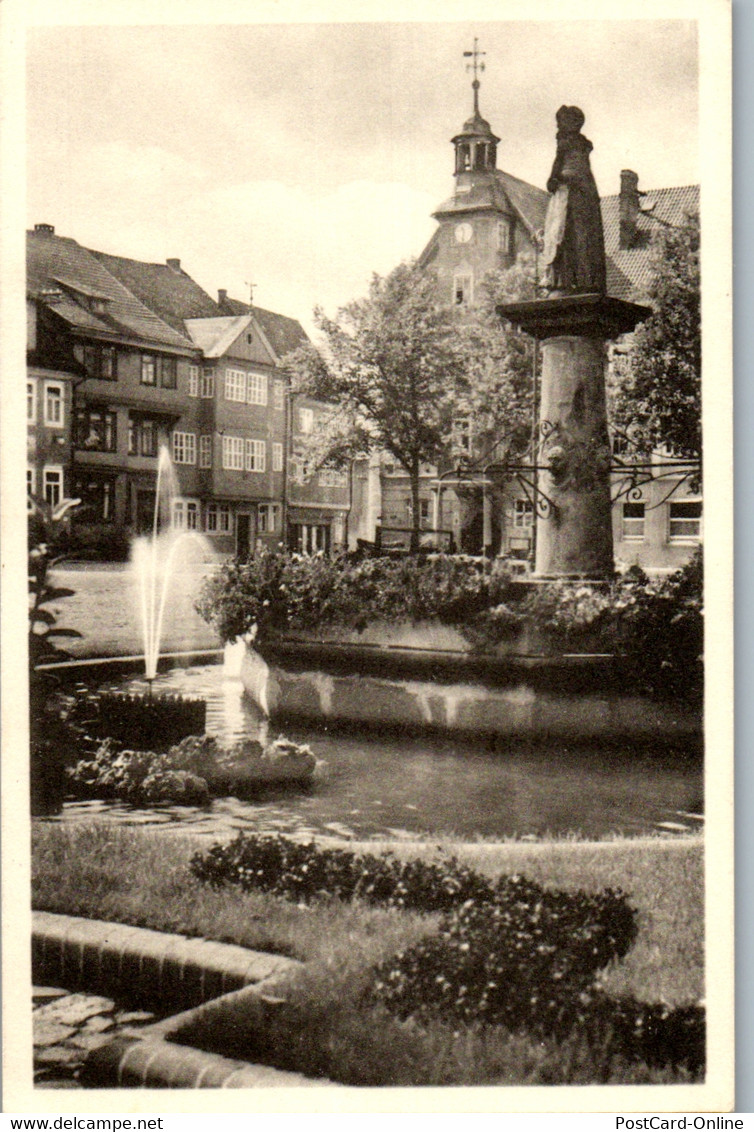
[454,222,473,244]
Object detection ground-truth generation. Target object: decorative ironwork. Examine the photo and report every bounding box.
[609,457,700,509]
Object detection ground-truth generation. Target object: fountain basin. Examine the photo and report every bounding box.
[244,630,701,747]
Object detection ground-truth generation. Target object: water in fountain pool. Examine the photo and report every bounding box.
[47,662,704,843]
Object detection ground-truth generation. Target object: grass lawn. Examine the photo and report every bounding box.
[32,822,704,1087]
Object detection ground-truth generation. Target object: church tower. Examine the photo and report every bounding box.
[419,41,548,308]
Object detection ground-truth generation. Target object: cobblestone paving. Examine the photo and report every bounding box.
[33,987,157,1088]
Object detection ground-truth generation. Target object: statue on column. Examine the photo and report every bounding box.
[542,106,606,295]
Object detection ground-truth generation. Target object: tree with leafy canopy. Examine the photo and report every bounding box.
[284,261,468,551]
[610,213,701,465]
[284,257,539,552]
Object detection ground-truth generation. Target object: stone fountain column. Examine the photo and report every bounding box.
[499,106,650,581]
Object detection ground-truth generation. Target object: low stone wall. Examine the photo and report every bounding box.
[241,637,702,746]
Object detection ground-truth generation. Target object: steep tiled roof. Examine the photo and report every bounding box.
[90,251,221,334]
[432,169,549,238]
[216,296,309,360]
[27,230,194,351]
[185,315,257,359]
[602,184,700,301]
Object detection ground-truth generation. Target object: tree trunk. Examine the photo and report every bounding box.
[410,463,421,554]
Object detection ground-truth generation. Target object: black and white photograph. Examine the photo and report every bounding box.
[1,0,734,1115]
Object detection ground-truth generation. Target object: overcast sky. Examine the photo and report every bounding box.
[26,17,699,335]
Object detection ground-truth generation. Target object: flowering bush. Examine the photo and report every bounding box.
[189,833,703,1073]
[196,548,702,700]
[196,551,509,644]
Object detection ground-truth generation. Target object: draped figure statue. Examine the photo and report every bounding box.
[542,106,606,295]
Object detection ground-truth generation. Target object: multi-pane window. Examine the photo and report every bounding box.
[129,415,159,458]
[188,365,199,397]
[513,499,534,529]
[273,380,285,410]
[206,503,231,533]
[160,356,177,389]
[222,435,244,471]
[245,438,266,472]
[201,369,215,398]
[73,474,115,523]
[225,369,246,402]
[27,467,35,500]
[172,499,200,530]
[247,372,267,406]
[199,435,213,469]
[668,501,702,541]
[44,382,64,427]
[272,442,283,472]
[622,502,645,541]
[83,344,117,380]
[172,431,196,465]
[497,218,513,255]
[420,499,430,523]
[299,407,314,434]
[140,355,157,386]
[43,466,63,508]
[288,458,303,484]
[257,503,280,533]
[453,273,473,305]
[27,380,37,423]
[75,408,117,452]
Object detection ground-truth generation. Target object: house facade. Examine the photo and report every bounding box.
[27,226,348,559]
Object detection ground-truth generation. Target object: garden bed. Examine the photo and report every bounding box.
[32,823,704,1087]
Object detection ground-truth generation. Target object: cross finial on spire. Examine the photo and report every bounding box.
[463,38,486,114]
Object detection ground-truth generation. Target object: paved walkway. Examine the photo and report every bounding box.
[33,987,156,1088]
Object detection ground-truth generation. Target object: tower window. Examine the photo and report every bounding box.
[453,274,473,306]
[498,218,514,256]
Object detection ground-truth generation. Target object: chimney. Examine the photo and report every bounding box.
[166,258,181,272]
[34,223,55,236]
[218,289,227,305]
[619,170,640,250]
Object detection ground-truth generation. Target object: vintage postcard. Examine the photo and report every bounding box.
[1,0,734,1117]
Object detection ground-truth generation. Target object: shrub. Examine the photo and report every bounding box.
[189,833,704,1074]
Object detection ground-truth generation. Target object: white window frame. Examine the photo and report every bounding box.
[225,368,246,402]
[140,354,157,386]
[245,438,266,472]
[172,431,197,465]
[201,368,215,398]
[27,466,36,502]
[299,407,314,434]
[44,381,64,427]
[173,498,200,531]
[27,380,37,423]
[288,457,303,485]
[272,442,283,472]
[222,435,244,471]
[274,380,285,410]
[247,371,268,406]
[668,500,702,543]
[622,502,646,542]
[188,365,199,397]
[513,499,534,529]
[257,502,280,533]
[206,502,231,533]
[199,435,213,469]
[43,465,63,507]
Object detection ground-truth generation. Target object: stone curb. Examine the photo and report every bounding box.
[33,914,339,1088]
[33,911,300,1010]
[82,1037,331,1089]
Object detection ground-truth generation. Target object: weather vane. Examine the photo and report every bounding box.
[244,280,256,306]
[463,38,486,114]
